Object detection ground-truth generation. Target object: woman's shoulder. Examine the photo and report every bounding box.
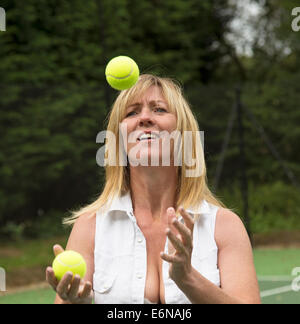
[67,212,96,249]
[73,211,97,228]
[214,207,250,250]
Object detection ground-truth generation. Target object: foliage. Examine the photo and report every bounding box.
[220,180,300,234]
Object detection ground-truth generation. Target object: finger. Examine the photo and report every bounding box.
[67,275,81,300]
[178,206,194,231]
[53,244,64,257]
[171,218,193,248]
[56,272,73,300]
[79,281,92,299]
[166,228,187,256]
[167,208,179,236]
[167,207,176,224]
[160,251,181,263]
[46,267,58,291]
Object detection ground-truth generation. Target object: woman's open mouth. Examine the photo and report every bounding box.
[137,133,160,142]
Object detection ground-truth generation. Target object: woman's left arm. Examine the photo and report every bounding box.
[160,207,261,304]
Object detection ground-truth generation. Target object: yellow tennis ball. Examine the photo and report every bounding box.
[105,56,140,90]
[52,250,87,281]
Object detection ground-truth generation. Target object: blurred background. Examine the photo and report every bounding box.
[0,0,300,303]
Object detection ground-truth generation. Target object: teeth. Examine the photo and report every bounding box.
[140,136,153,141]
[139,133,157,141]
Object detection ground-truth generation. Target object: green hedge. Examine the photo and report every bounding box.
[220,180,300,234]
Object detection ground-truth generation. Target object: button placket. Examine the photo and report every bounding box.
[131,214,147,303]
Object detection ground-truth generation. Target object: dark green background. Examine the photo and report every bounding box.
[0,0,299,240]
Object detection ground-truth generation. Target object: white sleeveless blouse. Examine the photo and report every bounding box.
[93,191,220,304]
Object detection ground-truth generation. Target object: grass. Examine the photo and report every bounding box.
[0,287,55,304]
[253,248,300,276]
[0,236,68,271]
[0,236,68,287]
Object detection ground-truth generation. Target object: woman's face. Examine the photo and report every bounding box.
[120,86,177,167]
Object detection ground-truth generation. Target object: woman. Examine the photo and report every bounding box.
[46,74,261,304]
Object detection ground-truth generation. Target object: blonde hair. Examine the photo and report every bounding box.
[64,74,226,225]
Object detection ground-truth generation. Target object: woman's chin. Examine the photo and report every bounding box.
[128,152,176,167]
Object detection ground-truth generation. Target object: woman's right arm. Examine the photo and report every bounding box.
[46,212,96,304]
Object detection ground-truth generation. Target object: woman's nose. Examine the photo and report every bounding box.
[138,108,154,126]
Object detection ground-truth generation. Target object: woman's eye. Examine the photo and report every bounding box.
[126,111,136,117]
[155,107,167,112]
[125,107,166,117]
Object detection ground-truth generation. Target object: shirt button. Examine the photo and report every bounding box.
[137,237,143,243]
[137,273,143,279]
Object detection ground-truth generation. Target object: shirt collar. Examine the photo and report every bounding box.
[107,191,133,213]
[106,191,210,216]
[185,200,210,215]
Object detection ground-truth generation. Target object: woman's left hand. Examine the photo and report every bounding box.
[160,206,195,285]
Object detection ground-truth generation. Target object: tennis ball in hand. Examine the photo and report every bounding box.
[52,250,87,281]
[105,56,140,90]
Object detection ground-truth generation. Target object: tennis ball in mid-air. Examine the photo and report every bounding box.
[52,250,87,281]
[105,56,140,91]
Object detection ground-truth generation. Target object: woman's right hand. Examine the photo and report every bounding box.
[46,244,93,304]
